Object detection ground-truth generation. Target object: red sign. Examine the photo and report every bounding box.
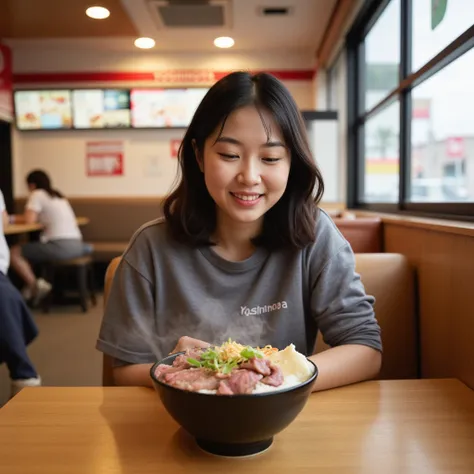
[0,44,13,122]
[170,139,181,158]
[86,141,124,176]
[13,70,315,85]
[446,137,465,159]
[412,98,431,119]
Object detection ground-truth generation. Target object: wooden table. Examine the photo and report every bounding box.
[3,222,42,235]
[4,217,90,235]
[0,379,473,473]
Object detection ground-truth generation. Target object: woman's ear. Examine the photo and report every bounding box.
[192,139,204,173]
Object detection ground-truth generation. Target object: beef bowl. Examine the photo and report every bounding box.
[149,343,318,457]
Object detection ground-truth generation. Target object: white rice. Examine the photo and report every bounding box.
[198,374,304,395]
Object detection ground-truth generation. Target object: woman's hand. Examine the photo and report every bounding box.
[170,336,211,355]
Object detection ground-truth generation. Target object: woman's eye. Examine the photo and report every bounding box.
[218,153,239,159]
[262,157,281,163]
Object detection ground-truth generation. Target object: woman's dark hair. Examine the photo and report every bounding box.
[26,170,63,198]
[163,71,324,250]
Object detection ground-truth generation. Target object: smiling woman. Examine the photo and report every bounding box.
[195,105,292,259]
[96,71,382,393]
[165,71,324,252]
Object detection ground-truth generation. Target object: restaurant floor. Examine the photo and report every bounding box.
[0,295,104,407]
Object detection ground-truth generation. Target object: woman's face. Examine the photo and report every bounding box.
[198,105,291,227]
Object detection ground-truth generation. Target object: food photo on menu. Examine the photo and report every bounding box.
[72,89,131,129]
[130,88,208,128]
[14,90,73,130]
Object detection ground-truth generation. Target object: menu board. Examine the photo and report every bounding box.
[130,88,208,128]
[72,89,131,128]
[14,90,72,130]
[14,88,209,130]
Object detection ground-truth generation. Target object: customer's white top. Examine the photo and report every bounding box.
[0,190,10,274]
[26,189,82,243]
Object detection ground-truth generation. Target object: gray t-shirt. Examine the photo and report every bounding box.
[96,210,382,364]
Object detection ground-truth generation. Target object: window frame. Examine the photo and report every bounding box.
[346,0,474,220]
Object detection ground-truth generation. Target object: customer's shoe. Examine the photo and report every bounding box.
[21,285,33,301]
[11,376,42,397]
[31,278,52,306]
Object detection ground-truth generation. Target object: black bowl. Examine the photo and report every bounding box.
[150,352,318,457]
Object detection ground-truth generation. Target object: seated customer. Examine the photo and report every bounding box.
[0,189,41,396]
[9,170,87,303]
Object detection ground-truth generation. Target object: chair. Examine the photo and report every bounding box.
[101,253,418,385]
[41,254,97,313]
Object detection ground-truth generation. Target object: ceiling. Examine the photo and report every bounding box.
[0,0,338,53]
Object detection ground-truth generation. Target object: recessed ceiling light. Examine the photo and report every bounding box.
[214,36,235,48]
[85,6,110,20]
[134,37,156,49]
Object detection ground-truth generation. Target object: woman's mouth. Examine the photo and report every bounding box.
[230,192,264,207]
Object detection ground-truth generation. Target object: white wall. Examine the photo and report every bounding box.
[12,49,315,197]
[315,70,328,111]
[306,119,339,202]
[15,129,182,197]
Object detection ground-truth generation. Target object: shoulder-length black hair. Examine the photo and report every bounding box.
[26,170,63,198]
[163,71,324,250]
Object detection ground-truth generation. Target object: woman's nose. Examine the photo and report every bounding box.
[237,161,262,185]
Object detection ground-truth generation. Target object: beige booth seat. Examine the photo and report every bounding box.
[101,253,418,386]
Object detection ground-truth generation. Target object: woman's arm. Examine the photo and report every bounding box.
[113,363,154,387]
[13,210,38,224]
[308,344,381,392]
[309,241,383,391]
[2,210,8,229]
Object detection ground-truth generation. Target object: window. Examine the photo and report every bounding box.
[410,48,474,202]
[364,0,400,110]
[327,51,344,110]
[347,0,474,218]
[326,50,348,203]
[412,0,474,72]
[364,100,400,202]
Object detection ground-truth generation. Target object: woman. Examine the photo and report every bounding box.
[0,189,41,397]
[97,72,382,391]
[10,170,86,303]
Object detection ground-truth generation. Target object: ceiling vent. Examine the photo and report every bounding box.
[258,6,293,16]
[148,0,232,28]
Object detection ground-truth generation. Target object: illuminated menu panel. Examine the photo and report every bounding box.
[15,90,72,130]
[72,89,131,128]
[130,88,208,128]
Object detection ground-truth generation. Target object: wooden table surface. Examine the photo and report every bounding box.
[4,217,90,235]
[0,379,473,474]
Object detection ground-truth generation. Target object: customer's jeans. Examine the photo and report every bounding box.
[0,271,38,379]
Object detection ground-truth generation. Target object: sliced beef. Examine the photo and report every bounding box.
[217,369,263,395]
[172,354,192,370]
[217,381,234,395]
[240,357,272,376]
[185,348,205,360]
[162,368,221,391]
[261,362,284,387]
[154,364,184,379]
